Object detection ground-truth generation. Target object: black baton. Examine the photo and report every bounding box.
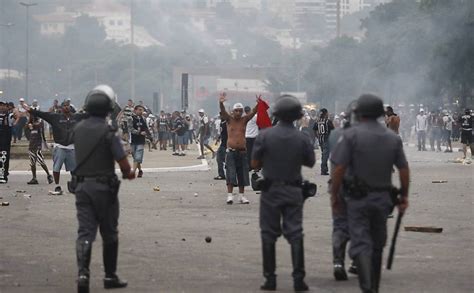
[387,211,404,270]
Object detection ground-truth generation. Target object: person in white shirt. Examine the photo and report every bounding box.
[244,106,258,168]
[415,109,428,151]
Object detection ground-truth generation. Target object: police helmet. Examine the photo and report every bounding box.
[84,85,116,116]
[272,95,303,122]
[354,94,385,119]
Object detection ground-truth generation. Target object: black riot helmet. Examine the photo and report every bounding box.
[354,94,385,119]
[84,85,116,117]
[272,95,304,122]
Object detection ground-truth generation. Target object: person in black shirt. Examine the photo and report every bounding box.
[459,109,473,159]
[172,111,187,156]
[214,113,228,180]
[26,114,53,185]
[128,105,149,177]
[23,100,88,194]
[314,108,334,175]
[0,100,15,184]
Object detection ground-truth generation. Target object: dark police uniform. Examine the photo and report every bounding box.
[331,120,408,292]
[252,119,315,291]
[74,84,129,293]
[328,126,355,280]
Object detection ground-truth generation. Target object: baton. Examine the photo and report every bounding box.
[387,211,403,270]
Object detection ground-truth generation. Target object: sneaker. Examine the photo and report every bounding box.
[172,152,180,156]
[137,170,143,178]
[238,194,250,204]
[27,178,39,185]
[197,155,205,160]
[179,153,186,156]
[47,175,54,184]
[0,179,7,184]
[50,186,63,195]
[214,176,226,180]
[226,194,234,205]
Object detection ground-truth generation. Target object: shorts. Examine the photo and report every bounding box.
[201,135,211,145]
[130,144,144,163]
[225,150,250,187]
[461,130,472,144]
[176,135,186,145]
[158,131,168,141]
[53,147,76,172]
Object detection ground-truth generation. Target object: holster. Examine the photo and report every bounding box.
[343,177,369,199]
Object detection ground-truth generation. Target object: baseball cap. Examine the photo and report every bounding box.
[33,99,38,103]
[233,103,244,110]
[19,98,25,102]
[198,109,205,113]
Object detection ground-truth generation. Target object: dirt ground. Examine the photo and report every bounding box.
[0,146,472,293]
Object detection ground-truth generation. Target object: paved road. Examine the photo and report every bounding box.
[0,146,472,292]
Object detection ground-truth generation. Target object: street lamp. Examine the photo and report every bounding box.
[19,2,38,101]
[0,22,14,96]
[130,0,135,100]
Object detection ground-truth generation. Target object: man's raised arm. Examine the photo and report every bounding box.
[219,93,231,121]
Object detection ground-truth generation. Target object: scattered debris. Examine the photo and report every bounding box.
[153,186,160,192]
[1,202,10,206]
[432,180,448,183]
[194,192,198,197]
[205,236,212,243]
[16,190,26,193]
[181,238,186,241]
[23,194,31,199]
[404,226,443,233]
[48,190,63,195]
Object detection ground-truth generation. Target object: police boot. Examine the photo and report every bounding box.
[355,254,375,293]
[372,252,383,293]
[103,241,128,289]
[76,240,92,293]
[333,238,348,281]
[291,238,309,292]
[260,242,276,291]
[348,260,358,275]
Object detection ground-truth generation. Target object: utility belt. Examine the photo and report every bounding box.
[68,174,120,197]
[76,174,118,184]
[252,173,317,200]
[343,177,401,210]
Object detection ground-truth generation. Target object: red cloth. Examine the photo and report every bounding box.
[256,99,272,129]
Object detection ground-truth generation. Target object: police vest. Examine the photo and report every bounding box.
[74,121,115,177]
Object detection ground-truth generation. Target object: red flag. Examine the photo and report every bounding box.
[257,98,272,129]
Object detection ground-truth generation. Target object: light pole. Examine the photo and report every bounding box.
[130,0,135,100]
[0,22,14,96]
[20,2,37,101]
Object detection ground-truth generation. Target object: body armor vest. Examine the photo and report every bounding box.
[74,119,115,177]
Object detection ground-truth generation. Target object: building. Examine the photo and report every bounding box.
[34,7,78,36]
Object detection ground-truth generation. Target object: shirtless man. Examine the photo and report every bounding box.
[219,92,258,204]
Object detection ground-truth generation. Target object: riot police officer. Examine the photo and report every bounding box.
[251,95,315,291]
[328,101,358,281]
[330,94,410,293]
[73,85,135,293]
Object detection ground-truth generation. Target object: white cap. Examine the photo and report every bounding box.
[198,109,205,113]
[19,98,25,102]
[420,108,424,112]
[233,103,244,110]
[33,99,38,103]
[340,112,345,117]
